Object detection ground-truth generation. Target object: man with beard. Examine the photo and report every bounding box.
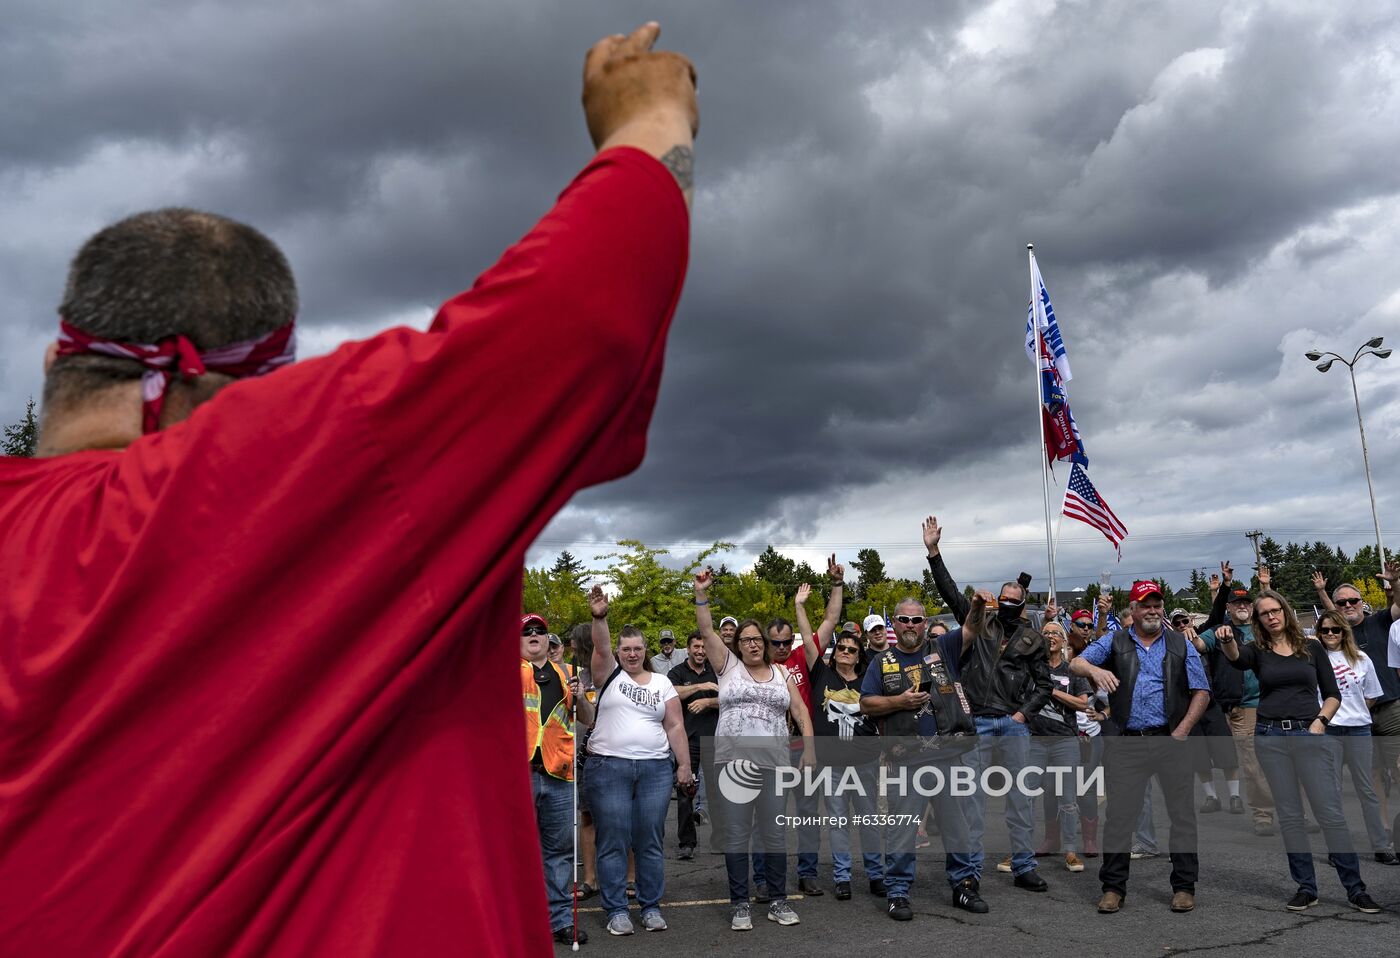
[1072,581,1211,915]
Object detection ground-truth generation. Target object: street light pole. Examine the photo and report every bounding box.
[1306,337,1393,573]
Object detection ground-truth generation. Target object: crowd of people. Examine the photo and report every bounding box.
[525,518,1400,943]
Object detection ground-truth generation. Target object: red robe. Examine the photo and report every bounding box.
[0,147,689,957]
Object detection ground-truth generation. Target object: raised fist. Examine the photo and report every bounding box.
[582,23,698,149]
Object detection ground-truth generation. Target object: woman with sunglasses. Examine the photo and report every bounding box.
[1315,610,1397,864]
[1218,591,1380,912]
[794,580,883,901]
[586,587,695,936]
[695,568,814,932]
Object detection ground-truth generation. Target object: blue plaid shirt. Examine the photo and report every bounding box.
[1080,629,1209,729]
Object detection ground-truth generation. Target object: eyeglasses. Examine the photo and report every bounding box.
[1257,607,1284,618]
[769,639,790,648]
[894,615,926,625]
[1318,626,1344,635]
[737,636,764,645]
[835,644,861,655]
[521,626,547,636]
[1336,597,1363,606]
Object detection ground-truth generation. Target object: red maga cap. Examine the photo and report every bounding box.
[521,613,548,629]
[1129,580,1164,603]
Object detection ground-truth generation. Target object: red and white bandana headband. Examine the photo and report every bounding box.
[56,319,297,433]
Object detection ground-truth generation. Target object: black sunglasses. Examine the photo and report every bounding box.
[1337,597,1364,606]
[522,626,547,637]
[835,644,861,654]
[769,639,790,647]
[1318,626,1344,635]
[894,615,926,625]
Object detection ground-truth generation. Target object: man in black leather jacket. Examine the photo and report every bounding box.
[920,515,1054,893]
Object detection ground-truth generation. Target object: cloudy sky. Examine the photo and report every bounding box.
[4,0,1398,592]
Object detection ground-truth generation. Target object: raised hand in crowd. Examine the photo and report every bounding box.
[1220,560,1234,586]
[1208,571,1221,597]
[589,584,609,619]
[1257,564,1271,590]
[589,585,616,679]
[1045,595,1059,622]
[796,582,812,606]
[922,515,943,557]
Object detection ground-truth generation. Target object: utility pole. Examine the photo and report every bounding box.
[1245,530,1264,575]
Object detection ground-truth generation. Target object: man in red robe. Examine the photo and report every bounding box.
[0,22,695,957]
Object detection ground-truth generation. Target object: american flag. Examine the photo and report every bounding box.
[1063,463,1127,557]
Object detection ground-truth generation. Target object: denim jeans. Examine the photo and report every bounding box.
[531,768,575,932]
[586,755,674,917]
[793,778,822,880]
[717,767,788,903]
[1327,725,1391,852]
[1029,736,1081,853]
[826,762,884,883]
[1254,722,1364,898]
[965,715,1036,877]
[883,759,977,899]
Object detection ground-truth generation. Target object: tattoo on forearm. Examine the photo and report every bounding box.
[660,145,694,196]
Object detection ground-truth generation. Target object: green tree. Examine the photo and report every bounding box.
[852,548,888,600]
[551,550,587,590]
[521,565,591,636]
[3,398,39,458]
[589,539,731,654]
[710,570,791,631]
[753,545,797,592]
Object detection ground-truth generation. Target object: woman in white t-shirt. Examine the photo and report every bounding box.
[1317,609,1395,860]
[694,568,814,932]
[586,587,694,936]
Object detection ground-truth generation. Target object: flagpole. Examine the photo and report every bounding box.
[1029,244,1058,602]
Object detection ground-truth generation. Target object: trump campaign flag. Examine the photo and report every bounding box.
[1026,252,1087,466]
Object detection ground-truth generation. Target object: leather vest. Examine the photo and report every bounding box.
[1104,629,1191,731]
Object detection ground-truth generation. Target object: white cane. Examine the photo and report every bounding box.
[571,682,580,951]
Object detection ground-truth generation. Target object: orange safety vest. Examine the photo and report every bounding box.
[522,659,575,781]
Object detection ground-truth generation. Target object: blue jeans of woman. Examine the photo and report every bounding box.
[1254,722,1364,898]
[586,755,674,917]
[825,762,884,884]
[719,766,788,903]
[1326,724,1391,853]
[1030,736,1081,852]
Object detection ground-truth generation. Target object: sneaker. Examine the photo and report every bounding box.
[1199,796,1221,814]
[752,881,770,904]
[995,856,1013,873]
[553,925,589,945]
[678,846,694,861]
[1375,851,1399,865]
[640,910,667,932]
[1229,796,1245,814]
[888,896,913,921]
[692,808,709,826]
[1286,890,1319,912]
[1065,852,1085,872]
[1130,847,1159,860]
[1014,870,1048,892]
[1350,893,1382,914]
[915,829,931,849]
[952,878,989,914]
[606,914,634,936]
[1254,820,1276,837]
[834,881,852,900]
[869,878,887,897]
[767,900,800,925]
[731,902,753,931]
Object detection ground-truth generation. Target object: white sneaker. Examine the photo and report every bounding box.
[767,900,800,925]
[731,902,753,931]
[640,910,667,932]
[606,913,634,936]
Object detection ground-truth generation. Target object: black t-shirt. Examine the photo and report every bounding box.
[1028,658,1091,735]
[1355,609,1399,705]
[1230,639,1340,721]
[531,661,564,765]
[667,659,719,741]
[810,657,874,739]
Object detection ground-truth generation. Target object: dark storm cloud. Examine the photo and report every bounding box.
[3,1,1399,583]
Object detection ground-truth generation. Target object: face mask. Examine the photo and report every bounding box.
[996,600,1024,625]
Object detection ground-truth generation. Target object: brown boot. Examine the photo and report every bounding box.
[1082,818,1099,858]
[1097,890,1123,914]
[1035,821,1061,857]
[1170,891,1195,913]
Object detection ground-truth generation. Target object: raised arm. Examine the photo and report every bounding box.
[1200,560,1233,632]
[1312,571,1336,612]
[588,585,616,680]
[815,555,844,654]
[1382,561,1400,621]
[962,589,993,651]
[923,515,971,625]
[693,567,731,673]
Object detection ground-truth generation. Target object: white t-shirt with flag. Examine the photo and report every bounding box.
[589,670,679,760]
[1326,648,1383,728]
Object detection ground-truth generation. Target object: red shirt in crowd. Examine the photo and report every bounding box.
[0,147,688,957]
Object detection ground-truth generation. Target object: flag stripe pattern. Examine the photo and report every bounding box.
[1064,463,1127,557]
